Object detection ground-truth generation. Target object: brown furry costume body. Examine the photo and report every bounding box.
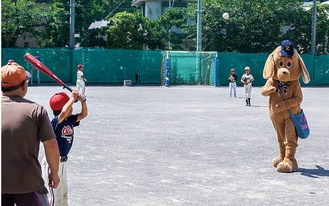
[261,43,310,173]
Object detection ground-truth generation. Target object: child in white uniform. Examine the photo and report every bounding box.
[241,66,254,106]
[76,64,87,95]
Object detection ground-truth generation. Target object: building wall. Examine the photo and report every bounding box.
[145,2,162,20]
[16,32,39,48]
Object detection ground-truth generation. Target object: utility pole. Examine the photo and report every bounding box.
[69,0,76,82]
[168,0,171,50]
[69,0,76,48]
[196,0,202,51]
[311,0,316,55]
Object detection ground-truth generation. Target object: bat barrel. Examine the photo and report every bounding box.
[24,53,86,102]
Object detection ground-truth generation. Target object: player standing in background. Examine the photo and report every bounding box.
[2,60,60,206]
[76,64,87,95]
[42,90,87,206]
[228,68,237,97]
[241,66,254,106]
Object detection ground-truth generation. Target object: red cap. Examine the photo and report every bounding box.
[77,64,82,70]
[230,68,235,72]
[49,92,70,111]
[1,61,31,88]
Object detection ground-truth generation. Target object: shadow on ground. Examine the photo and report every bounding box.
[298,165,329,178]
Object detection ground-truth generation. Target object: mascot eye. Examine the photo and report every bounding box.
[279,61,284,67]
[287,62,292,68]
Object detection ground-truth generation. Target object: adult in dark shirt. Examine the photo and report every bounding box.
[1,60,60,206]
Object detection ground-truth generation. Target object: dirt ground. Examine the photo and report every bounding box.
[29,85,329,206]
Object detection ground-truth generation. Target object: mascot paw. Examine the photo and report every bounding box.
[272,157,283,167]
[277,162,293,173]
[261,86,276,96]
[268,86,276,94]
[277,160,298,173]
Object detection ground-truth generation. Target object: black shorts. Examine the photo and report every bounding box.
[2,187,49,206]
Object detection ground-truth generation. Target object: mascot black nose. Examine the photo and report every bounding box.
[282,71,287,75]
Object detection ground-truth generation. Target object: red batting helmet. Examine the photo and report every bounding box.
[77,64,83,70]
[49,92,70,111]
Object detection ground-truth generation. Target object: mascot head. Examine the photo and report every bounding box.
[263,40,310,84]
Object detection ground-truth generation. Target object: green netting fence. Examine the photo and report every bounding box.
[1,48,163,85]
[1,48,72,84]
[73,49,162,84]
[1,48,329,86]
[160,51,217,86]
[217,52,329,87]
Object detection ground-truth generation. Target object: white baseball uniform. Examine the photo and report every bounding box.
[241,73,254,98]
[76,70,85,94]
[42,158,68,206]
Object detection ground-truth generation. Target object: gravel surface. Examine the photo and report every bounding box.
[28,85,329,206]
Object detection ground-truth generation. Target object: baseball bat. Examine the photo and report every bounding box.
[24,53,86,102]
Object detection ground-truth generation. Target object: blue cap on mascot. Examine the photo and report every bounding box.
[280,40,294,57]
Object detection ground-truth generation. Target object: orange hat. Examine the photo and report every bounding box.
[49,92,70,111]
[1,61,31,88]
[77,64,83,70]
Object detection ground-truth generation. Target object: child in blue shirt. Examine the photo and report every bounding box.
[42,90,87,206]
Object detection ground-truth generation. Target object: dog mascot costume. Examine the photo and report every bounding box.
[261,40,310,173]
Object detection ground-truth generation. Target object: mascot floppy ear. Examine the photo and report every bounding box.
[263,47,280,79]
[263,53,275,79]
[297,52,310,84]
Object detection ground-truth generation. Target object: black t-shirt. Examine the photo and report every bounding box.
[228,74,237,83]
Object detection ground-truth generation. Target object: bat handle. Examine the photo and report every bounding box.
[63,85,73,92]
[62,85,86,102]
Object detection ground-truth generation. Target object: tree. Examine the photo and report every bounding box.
[106,12,154,49]
[105,9,188,50]
[1,0,70,47]
[143,20,167,50]
[184,0,329,54]
[285,3,329,54]
[2,0,328,53]
[1,0,39,47]
[198,0,303,52]
[158,7,186,50]
[315,3,329,54]
[74,0,133,47]
[1,0,136,48]
[32,0,69,47]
